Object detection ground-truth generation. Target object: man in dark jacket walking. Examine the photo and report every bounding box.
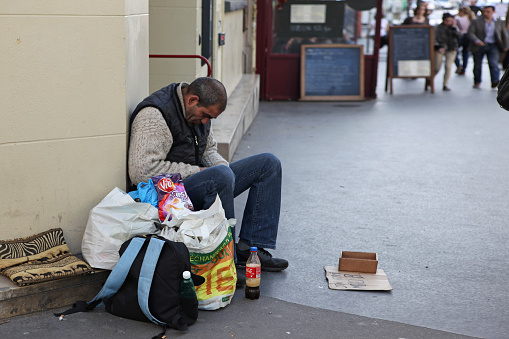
[434,13,460,91]
[128,77,289,273]
[468,5,509,88]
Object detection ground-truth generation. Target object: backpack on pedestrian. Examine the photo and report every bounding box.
[55,235,205,338]
[497,68,509,110]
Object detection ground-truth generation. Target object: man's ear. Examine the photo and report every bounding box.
[187,94,200,107]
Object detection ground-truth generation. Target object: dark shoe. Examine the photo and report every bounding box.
[458,70,465,75]
[236,270,246,288]
[473,83,480,89]
[443,86,451,91]
[236,247,289,272]
[492,81,499,88]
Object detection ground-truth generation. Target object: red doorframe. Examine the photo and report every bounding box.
[255,0,273,100]
[256,0,383,100]
[256,0,301,100]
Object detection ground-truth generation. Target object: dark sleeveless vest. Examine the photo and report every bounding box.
[130,83,210,166]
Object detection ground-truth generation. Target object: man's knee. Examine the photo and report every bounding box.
[208,165,235,187]
[259,153,282,174]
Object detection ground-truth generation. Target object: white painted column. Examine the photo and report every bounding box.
[0,1,149,252]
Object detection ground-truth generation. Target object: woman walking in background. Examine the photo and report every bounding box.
[402,5,429,25]
[455,6,475,75]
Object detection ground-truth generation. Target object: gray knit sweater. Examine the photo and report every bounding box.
[128,84,228,185]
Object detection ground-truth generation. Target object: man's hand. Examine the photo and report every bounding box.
[475,40,485,46]
[200,167,208,171]
[439,47,445,54]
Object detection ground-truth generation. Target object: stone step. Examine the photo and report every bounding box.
[0,270,108,319]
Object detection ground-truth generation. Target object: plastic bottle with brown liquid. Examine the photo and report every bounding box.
[245,247,261,300]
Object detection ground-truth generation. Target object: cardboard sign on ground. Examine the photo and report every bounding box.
[324,266,392,291]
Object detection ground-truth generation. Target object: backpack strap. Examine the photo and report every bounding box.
[54,237,146,318]
[89,237,145,304]
[137,237,166,325]
[137,238,188,331]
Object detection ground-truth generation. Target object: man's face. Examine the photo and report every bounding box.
[444,17,454,26]
[482,7,494,20]
[185,102,222,127]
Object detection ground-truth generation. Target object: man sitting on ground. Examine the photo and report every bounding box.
[128,77,288,273]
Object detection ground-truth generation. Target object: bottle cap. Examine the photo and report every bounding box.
[250,247,258,252]
[183,271,191,279]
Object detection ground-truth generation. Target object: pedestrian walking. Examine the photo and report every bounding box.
[468,5,509,88]
[402,5,430,25]
[435,13,460,91]
[454,6,475,75]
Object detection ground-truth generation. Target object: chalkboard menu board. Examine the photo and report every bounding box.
[300,44,364,101]
[386,25,434,94]
[389,25,433,78]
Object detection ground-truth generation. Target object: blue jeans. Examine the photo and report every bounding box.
[183,153,282,249]
[454,34,470,70]
[473,44,500,84]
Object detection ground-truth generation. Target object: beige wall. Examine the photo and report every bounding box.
[149,0,209,93]
[222,10,244,93]
[213,0,224,88]
[0,1,149,253]
[148,0,245,96]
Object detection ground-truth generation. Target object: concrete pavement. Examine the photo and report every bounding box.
[1,60,507,338]
[0,293,477,339]
[231,59,509,339]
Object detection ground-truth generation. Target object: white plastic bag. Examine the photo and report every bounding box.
[160,195,237,310]
[161,195,235,253]
[81,187,160,270]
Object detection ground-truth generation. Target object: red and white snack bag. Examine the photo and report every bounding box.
[151,173,194,222]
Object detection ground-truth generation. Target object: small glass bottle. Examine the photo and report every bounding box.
[180,271,198,322]
[245,247,261,300]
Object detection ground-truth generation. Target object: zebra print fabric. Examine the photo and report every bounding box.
[0,228,65,260]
